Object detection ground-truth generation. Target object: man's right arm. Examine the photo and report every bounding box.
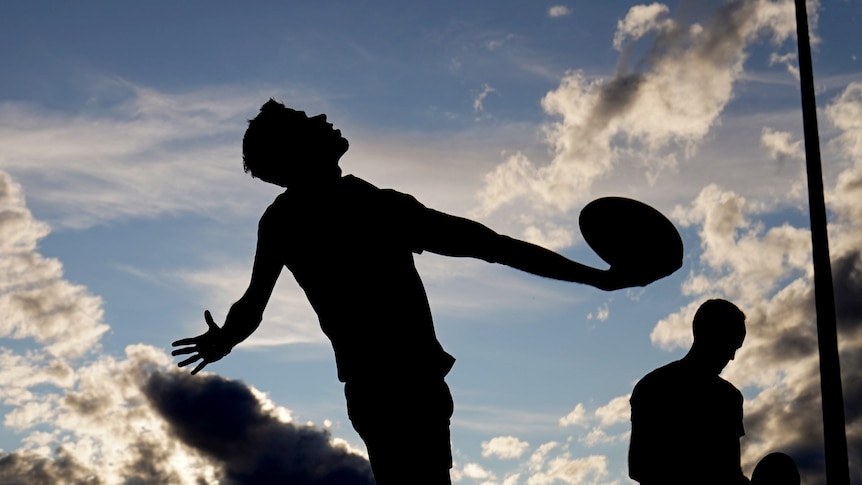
[218,210,284,347]
[172,210,283,374]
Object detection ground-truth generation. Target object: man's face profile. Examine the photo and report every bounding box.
[244,102,349,187]
[290,111,350,159]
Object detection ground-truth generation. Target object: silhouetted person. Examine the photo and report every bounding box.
[628,299,749,485]
[173,99,647,485]
[751,452,800,485]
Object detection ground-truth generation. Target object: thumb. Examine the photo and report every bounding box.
[204,310,219,330]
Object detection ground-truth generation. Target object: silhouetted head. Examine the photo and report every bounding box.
[242,99,348,188]
[688,299,746,374]
[751,452,800,485]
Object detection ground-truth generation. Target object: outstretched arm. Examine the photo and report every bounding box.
[172,218,283,374]
[420,209,645,291]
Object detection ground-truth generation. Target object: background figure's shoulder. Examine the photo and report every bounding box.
[641,360,685,384]
[632,360,685,399]
[717,374,744,401]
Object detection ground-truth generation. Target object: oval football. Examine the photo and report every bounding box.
[578,197,683,281]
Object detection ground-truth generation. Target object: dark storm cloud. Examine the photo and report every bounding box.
[832,250,862,331]
[142,371,375,485]
[739,252,862,485]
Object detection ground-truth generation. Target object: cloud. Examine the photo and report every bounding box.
[481,436,530,459]
[474,84,498,115]
[0,169,373,484]
[548,6,572,18]
[527,452,611,485]
[0,171,109,358]
[578,427,627,448]
[761,127,804,163]
[768,51,800,79]
[461,462,495,480]
[593,395,631,427]
[0,81,279,229]
[613,3,673,51]
[557,395,632,453]
[586,302,610,322]
[0,449,102,485]
[476,0,803,223]
[558,403,588,427]
[143,371,374,485]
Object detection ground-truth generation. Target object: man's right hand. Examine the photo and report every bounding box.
[171,310,232,375]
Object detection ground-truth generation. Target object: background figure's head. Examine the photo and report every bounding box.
[242,99,348,187]
[689,299,746,374]
[751,452,800,485]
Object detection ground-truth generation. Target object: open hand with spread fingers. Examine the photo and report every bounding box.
[171,310,232,375]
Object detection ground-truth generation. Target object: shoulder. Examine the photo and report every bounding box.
[632,361,681,401]
[631,360,695,405]
[715,375,743,402]
[637,360,683,386]
[342,174,428,212]
[258,191,291,233]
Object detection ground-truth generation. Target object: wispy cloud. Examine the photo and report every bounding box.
[0,81,279,229]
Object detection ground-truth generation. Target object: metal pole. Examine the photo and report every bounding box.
[793,1,850,483]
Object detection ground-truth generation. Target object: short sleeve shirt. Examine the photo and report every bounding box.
[260,175,455,382]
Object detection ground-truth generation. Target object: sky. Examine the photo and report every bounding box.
[0,0,861,484]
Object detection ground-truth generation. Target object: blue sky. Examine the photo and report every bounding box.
[1,1,861,484]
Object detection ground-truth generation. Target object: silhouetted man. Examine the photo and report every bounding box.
[628,298,749,485]
[173,99,646,485]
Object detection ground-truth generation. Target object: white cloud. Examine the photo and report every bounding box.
[826,82,862,225]
[613,3,673,51]
[482,435,530,459]
[594,394,630,427]
[474,83,498,114]
[559,394,631,430]
[0,171,109,358]
[462,462,495,480]
[527,453,610,485]
[578,427,628,448]
[672,184,812,303]
[522,222,575,251]
[558,403,588,427]
[586,302,610,322]
[548,6,572,18]
[476,0,802,221]
[761,127,804,163]
[768,51,800,79]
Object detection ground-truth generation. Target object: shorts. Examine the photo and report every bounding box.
[344,379,454,485]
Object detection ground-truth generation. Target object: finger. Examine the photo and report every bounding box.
[204,310,219,330]
[172,337,200,346]
[190,360,208,375]
[171,347,197,356]
[178,354,202,367]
